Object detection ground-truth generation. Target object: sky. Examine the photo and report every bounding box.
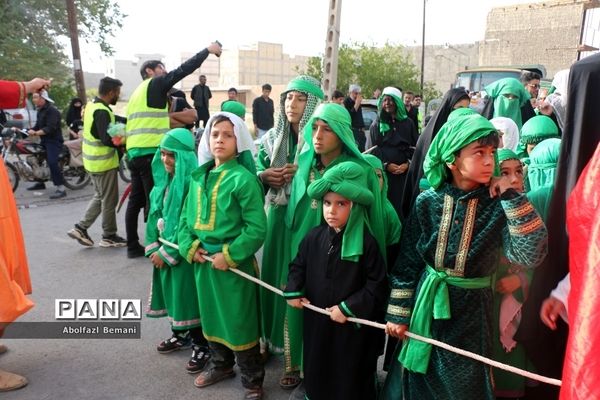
[80,0,545,72]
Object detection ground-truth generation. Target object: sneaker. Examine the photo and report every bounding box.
[127,243,145,259]
[99,234,127,248]
[27,182,46,191]
[186,345,211,374]
[49,190,67,199]
[156,333,192,354]
[67,224,94,247]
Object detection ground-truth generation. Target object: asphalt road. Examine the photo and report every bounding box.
[2,182,300,400]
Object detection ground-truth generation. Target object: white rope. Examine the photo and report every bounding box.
[157,237,562,387]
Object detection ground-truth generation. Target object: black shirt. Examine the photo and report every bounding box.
[343,96,364,129]
[406,106,419,131]
[33,102,63,143]
[146,49,210,110]
[90,97,126,148]
[252,96,274,130]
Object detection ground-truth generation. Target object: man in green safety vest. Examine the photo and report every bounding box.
[124,41,222,258]
[67,77,127,248]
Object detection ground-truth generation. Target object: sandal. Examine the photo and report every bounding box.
[194,367,235,388]
[244,387,264,400]
[279,371,301,390]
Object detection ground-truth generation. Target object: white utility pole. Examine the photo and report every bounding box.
[322,0,342,100]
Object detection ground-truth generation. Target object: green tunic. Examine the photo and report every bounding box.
[145,179,201,329]
[382,184,548,400]
[178,158,267,351]
[256,135,297,355]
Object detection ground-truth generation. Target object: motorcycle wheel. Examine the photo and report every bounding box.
[62,163,91,190]
[4,161,19,192]
[118,156,131,183]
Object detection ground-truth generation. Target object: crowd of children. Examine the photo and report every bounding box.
[139,72,572,400]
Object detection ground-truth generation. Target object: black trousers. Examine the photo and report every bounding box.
[195,106,209,129]
[43,140,65,186]
[208,341,264,389]
[352,128,366,152]
[125,154,154,249]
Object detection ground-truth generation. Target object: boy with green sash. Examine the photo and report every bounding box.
[382,111,548,400]
[178,112,267,400]
[284,103,386,395]
[284,162,388,400]
[144,128,210,373]
[256,76,323,390]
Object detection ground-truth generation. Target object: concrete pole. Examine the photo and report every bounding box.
[322,0,342,101]
[66,0,86,102]
[420,0,426,96]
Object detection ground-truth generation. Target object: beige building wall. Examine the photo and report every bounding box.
[479,0,599,78]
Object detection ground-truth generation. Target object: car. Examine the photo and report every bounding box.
[454,65,547,95]
[2,98,37,129]
[361,98,378,129]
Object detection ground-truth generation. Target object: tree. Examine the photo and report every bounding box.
[301,41,442,102]
[0,0,124,108]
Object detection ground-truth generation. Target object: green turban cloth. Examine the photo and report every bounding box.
[307,162,373,261]
[527,138,561,222]
[485,77,531,129]
[377,86,407,135]
[424,110,497,189]
[220,100,246,119]
[149,128,198,239]
[520,115,560,145]
[494,148,520,177]
[447,106,476,121]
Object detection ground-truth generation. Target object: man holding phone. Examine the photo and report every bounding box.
[344,84,366,151]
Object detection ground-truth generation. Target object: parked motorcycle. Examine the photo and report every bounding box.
[1,125,91,192]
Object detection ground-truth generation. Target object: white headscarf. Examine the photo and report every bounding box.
[545,68,570,131]
[491,117,520,152]
[197,111,257,165]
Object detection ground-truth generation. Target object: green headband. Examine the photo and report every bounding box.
[521,115,560,145]
[285,75,325,99]
[160,128,195,152]
[220,100,246,119]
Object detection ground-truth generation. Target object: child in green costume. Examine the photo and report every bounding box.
[145,128,210,373]
[178,112,267,400]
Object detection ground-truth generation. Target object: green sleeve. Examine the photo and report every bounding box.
[177,187,200,264]
[255,143,271,174]
[144,211,160,256]
[223,177,267,267]
[500,192,548,269]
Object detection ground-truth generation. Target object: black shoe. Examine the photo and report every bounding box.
[49,190,66,199]
[127,243,145,258]
[67,224,94,247]
[99,234,127,248]
[157,333,192,354]
[27,182,46,191]
[186,345,211,374]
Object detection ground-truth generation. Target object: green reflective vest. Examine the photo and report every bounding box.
[125,79,169,155]
[82,100,118,173]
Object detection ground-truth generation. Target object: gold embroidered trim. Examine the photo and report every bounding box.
[202,334,259,352]
[505,202,534,219]
[449,198,478,277]
[387,304,412,317]
[222,243,238,268]
[194,170,228,231]
[435,195,454,269]
[509,218,544,235]
[390,289,414,299]
[187,239,200,263]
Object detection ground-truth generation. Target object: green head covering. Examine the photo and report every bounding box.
[447,106,476,121]
[363,154,388,195]
[287,103,387,257]
[494,149,520,177]
[424,111,498,189]
[527,138,561,191]
[307,162,373,261]
[520,115,560,145]
[149,128,198,239]
[485,77,531,129]
[262,75,324,205]
[220,100,246,119]
[377,87,407,135]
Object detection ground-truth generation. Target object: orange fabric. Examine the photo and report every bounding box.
[0,80,26,109]
[0,157,34,323]
[560,143,600,400]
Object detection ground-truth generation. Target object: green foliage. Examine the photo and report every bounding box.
[298,41,442,102]
[0,0,124,108]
